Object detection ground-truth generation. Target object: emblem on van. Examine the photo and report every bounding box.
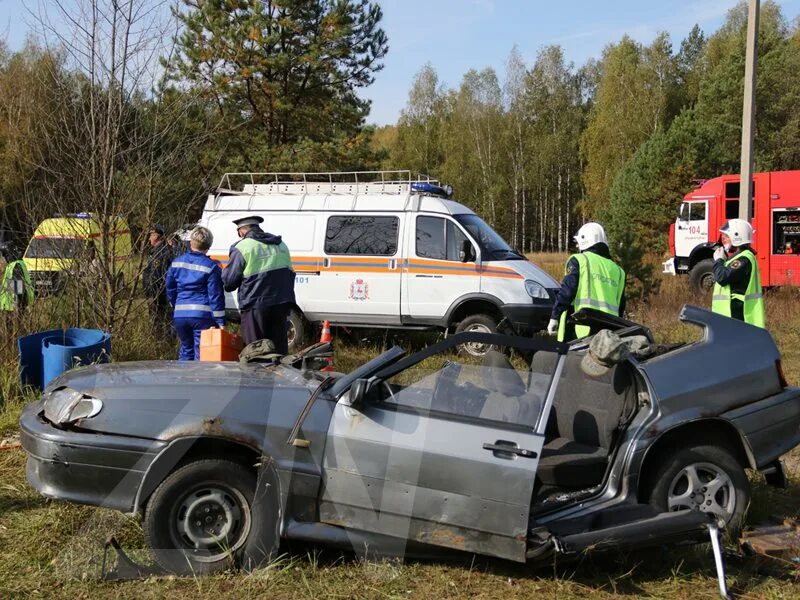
[349,278,369,301]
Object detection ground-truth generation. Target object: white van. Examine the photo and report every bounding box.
[201,171,560,354]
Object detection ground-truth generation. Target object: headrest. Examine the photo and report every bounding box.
[482,350,526,396]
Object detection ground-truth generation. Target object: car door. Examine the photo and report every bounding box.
[402,215,479,320]
[318,341,565,562]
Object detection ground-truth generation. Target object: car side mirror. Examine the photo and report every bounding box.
[459,240,475,263]
[349,378,371,408]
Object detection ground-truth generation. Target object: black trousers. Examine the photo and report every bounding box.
[240,303,290,354]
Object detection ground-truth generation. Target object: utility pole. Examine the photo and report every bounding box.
[739,0,759,221]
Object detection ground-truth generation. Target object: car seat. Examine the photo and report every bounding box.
[530,351,637,490]
[478,350,542,426]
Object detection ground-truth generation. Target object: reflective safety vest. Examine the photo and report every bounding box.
[711,249,765,328]
[237,237,293,278]
[0,260,34,312]
[557,252,625,342]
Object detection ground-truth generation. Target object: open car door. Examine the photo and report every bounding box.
[317,333,566,562]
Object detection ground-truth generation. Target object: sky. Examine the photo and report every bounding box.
[1,0,799,125]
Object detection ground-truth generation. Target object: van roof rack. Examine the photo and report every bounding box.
[216,170,442,197]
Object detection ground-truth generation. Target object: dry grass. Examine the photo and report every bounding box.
[2,255,800,598]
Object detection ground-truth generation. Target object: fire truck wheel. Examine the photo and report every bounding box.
[689,259,715,295]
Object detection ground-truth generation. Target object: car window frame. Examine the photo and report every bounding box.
[360,333,568,433]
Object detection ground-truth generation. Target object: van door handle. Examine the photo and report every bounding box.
[388,258,396,269]
[323,257,330,268]
[483,441,537,459]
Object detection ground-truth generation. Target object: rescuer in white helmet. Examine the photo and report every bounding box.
[547,222,627,342]
[711,219,765,327]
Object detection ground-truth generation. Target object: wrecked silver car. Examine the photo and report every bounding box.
[20,305,800,576]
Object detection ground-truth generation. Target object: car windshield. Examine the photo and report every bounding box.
[25,238,85,259]
[454,214,524,261]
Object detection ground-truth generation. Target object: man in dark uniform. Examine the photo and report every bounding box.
[143,224,173,335]
[547,222,626,342]
[222,215,296,353]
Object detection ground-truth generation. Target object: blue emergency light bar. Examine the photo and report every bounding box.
[410,182,453,198]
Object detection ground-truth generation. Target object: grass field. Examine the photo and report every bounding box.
[2,256,800,598]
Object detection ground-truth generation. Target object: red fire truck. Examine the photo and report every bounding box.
[664,170,800,292]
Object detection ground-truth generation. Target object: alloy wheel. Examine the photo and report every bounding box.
[666,462,735,522]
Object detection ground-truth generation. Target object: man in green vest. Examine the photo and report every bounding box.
[222,215,296,352]
[711,218,765,328]
[546,222,626,342]
[0,248,34,314]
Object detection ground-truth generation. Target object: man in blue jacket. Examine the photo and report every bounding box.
[222,215,295,353]
[166,226,225,360]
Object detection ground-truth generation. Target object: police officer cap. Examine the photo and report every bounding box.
[232,215,264,228]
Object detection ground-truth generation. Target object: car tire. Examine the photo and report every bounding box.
[143,459,259,575]
[455,313,498,357]
[644,443,750,535]
[689,259,715,295]
[287,308,307,353]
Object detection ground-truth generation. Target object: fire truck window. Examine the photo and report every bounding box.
[678,203,689,222]
[773,210,800,255]
[690,203,706,220]
[325,216,399,256]
[725,200,739,219]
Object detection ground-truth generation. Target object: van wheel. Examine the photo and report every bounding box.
[455,314,498,357]
[689,259,715,295]
[287,309,307,352]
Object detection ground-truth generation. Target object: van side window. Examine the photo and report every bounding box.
[416,216,470,261]
[416,216,446,259]
[325,216,398,255]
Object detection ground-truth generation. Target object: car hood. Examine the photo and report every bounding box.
[43,360,318,443]
[491,259,560,288]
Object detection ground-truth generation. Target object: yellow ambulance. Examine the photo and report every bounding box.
[23,214,133,293]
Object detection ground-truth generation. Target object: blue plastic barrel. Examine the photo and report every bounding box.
[18,328,112,390]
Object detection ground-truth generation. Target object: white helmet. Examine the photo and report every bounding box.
[720,219,753,247]
[574,222,608,251]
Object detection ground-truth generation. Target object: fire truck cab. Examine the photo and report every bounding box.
[664,170,800,293]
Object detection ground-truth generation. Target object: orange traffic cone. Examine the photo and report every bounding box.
[320,320,332,343]
[320,320,334,371]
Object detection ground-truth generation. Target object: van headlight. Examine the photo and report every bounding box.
[43,387,103,425]
[524,280,549,299]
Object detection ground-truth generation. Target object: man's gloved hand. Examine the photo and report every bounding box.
[546,318,559,336]
[713,246,727,262]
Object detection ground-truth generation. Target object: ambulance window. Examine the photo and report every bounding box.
[416,216,446,259]
[690,203,706,220]
[325,216,398,255]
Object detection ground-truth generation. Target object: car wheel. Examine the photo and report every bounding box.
[645,443,750,534]
[455,314,498,357]
[287,309,307,353]
[689,259,715,295]
[144,459,257,575]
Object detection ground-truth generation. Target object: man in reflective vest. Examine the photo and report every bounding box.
[711,219,765,328]
[0,250,34,314]
[547,222,626,342]
[222,215,296,352]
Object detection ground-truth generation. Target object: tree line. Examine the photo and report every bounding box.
[382,0,800,253]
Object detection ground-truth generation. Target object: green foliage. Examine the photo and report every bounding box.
[168,0,388,170]
[612,230,661,303]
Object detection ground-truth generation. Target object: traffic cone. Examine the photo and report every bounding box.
[319,320,334,371]
[320,320,332,343]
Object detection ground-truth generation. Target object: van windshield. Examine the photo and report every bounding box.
[454,214,523,261]
[25,238,85,259]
